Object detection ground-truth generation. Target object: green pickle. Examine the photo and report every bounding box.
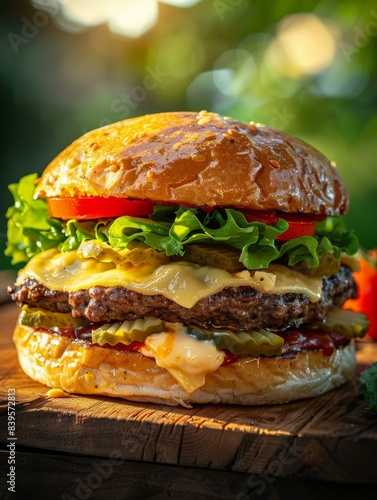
[19,306,88,329]
[78,239,170,267]
[92,317,167,346]
[294,252,341,278]
[182,244,244,271]
[307,307,370,339]
[93,317,283,356]
[187,326,284,357]
[310,252,341,278]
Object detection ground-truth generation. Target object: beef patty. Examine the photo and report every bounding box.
[8,266,356,332]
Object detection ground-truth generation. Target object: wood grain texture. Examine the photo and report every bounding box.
[1,449,376,500]
[1,302,377,488]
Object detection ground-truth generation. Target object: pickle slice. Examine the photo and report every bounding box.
[119,240,170,267]
[340,253,358,272]
[92,317,167,346]
[19,306,88,329]
[78,240,170,267]
[306,307,369,339]
[187,326,284,357]
[78,240,125,265]
[294,252,341,278]
[182,244,244,271]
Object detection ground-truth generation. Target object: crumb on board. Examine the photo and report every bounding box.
[46,388,69,398]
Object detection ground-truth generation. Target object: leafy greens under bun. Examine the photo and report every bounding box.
[5,111,368,406]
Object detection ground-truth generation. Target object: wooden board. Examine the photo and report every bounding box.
[1,301,377,489]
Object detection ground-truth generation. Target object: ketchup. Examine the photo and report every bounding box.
[222,349,240,365]
[277,329,349,357]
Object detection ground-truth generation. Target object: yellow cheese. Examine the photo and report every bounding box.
[141,326,224,393]
[17,248,322,307]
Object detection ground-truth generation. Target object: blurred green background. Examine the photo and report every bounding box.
[1,0,376,271]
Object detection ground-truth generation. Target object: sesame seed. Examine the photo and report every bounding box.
[107,164,120,173]
[132,131,146,140]
[185,133,200,140]
[248,124,257,134]
[198,117,211,125]
[330,161,337,168]
[191,153,205,162]
[147,170,154,179]
[46,388,68,398]
[269,159,280,169]
[123,136,135,145]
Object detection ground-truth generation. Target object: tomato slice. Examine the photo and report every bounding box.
[47,196,325,241]
[47,197,154,220]
[276,219,317,240]
[240,210,325,241]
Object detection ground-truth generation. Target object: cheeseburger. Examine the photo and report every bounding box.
[6,111,368,406]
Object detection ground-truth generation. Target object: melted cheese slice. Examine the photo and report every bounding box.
[141,327,224,393]
[17,248,322,307]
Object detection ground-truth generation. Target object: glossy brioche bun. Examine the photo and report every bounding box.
[35,111,348,216]
[13,323,356,407]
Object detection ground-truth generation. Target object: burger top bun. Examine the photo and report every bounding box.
[35,111,349,216]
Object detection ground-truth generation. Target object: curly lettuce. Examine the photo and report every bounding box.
[107,207,290,269]
[5,174,66,265]
[5,174,359,270]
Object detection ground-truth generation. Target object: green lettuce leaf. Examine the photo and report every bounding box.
[5,174,359,270]
[316,217,359,256]
[5,174,66,264]
[60,220,98,252]
[106,207,290,269]
[359,362,377,413]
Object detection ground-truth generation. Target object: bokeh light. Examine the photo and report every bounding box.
[265,14,338,78]
[1,0,376,271]
[31,0,201,37]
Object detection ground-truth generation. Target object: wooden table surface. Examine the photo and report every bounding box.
[1,301,376,499]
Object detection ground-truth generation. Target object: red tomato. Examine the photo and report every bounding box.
[344,250,377,340]
[47,196,324,241]
[240,210,325,241]
[47,197,154,220]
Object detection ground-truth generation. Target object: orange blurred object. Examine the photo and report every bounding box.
[344,250,377,340]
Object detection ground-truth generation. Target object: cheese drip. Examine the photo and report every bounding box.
[17,248,323,307]
[141,327,224,393]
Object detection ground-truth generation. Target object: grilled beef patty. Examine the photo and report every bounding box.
[8,266,356,332]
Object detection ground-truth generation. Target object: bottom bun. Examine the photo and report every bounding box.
[13,324,356,406]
